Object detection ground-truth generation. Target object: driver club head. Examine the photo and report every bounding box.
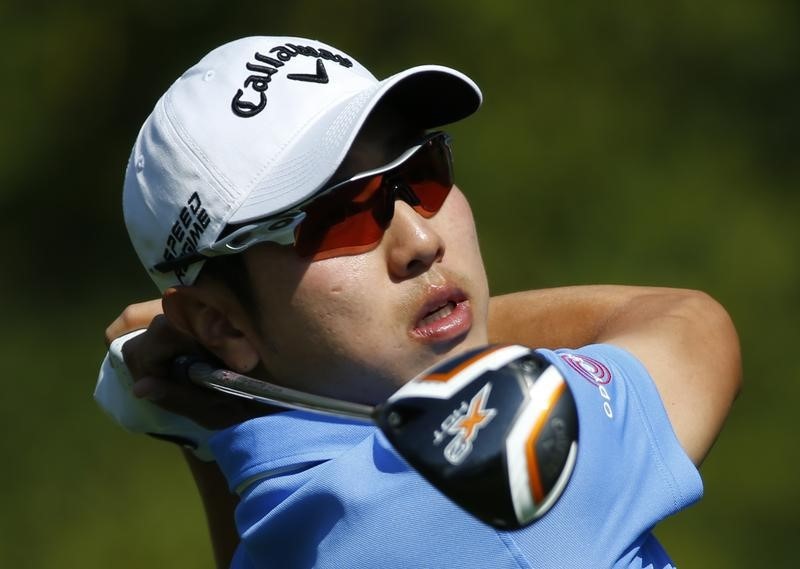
[373,344,579,529]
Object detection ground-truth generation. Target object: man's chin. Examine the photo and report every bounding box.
[429,326,489,356]
[402,331,489,380]
[347,330,490,403]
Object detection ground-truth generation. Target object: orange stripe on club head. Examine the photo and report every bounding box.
[525,381,567,504]
[423,345,510,383]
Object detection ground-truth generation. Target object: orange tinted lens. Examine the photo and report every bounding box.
[295,134,453,259]
[400,136,453,217]
[409,179,452,218]
[294,175,386,258]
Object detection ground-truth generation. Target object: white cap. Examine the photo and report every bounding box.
[123,36,482,291]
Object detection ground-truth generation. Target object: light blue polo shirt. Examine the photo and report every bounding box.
[211,344,702,568]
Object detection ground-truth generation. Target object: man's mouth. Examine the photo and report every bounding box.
[411,287,472,343]
[419,301,456,327]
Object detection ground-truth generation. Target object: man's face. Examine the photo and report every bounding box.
[238,117,490,404]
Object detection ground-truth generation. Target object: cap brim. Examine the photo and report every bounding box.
[228,65,481,224]
[375,64,483,129]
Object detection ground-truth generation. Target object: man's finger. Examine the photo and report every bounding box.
[121,314,204,379]
[104,299,163,346]
[131,374,271,430]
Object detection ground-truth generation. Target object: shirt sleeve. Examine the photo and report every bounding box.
[504,344,703,568]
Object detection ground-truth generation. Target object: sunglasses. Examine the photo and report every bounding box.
[155,131,454,273]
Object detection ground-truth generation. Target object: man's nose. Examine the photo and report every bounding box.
[382,198,445,280]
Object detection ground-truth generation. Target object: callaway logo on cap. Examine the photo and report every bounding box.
[122,36,482,291]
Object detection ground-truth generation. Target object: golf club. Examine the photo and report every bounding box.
[175,343,579,529]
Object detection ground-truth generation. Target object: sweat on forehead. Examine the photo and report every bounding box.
[122,36,482,293]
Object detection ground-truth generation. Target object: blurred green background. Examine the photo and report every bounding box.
[1,1,797,567]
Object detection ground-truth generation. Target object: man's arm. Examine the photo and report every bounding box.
[108,287,741,463]
[488,285,741,465]
[100,285,740,565]
[183,450,240,569]
[104,301,241,569]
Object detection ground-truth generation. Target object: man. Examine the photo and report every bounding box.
[97,35,741,568]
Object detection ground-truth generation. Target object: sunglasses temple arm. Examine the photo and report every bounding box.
[175,357,375,421]
[152,219,302,273]
[153,251,207,273]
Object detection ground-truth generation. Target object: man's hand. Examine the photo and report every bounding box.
[104,299,270,430]
[101,299,242,568]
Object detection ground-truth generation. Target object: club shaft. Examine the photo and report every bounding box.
[186,362,375,421]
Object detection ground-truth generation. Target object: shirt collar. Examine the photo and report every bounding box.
[210,410,377,493]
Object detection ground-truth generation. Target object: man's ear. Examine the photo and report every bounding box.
[162,286,260,373]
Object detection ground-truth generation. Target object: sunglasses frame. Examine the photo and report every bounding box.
[154,131,452,273]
